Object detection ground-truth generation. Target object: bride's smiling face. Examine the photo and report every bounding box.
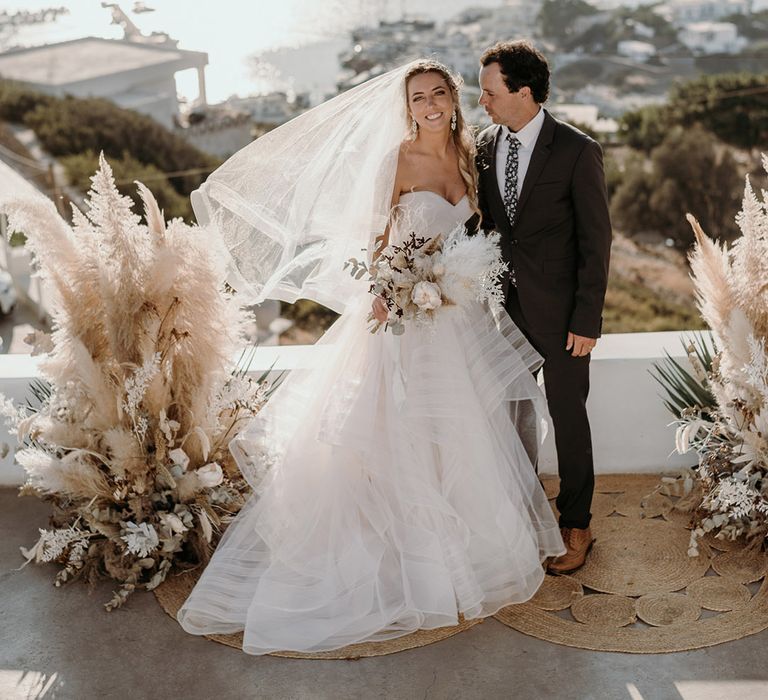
[406,72,454,134]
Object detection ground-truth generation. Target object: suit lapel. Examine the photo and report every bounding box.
[514,110,556,225]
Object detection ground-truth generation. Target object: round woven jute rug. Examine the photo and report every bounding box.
[155,474,768,657]
[154,568,483,659]
[493,474,768,653]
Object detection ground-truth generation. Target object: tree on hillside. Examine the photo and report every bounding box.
[667,73,768,150]
[619,73,768,152]
[615,6,678,47]
[611,126,742,246]
[562,5,678,54]
[617,104,672,152]
[538,0,599,40]
[722,11,768,41]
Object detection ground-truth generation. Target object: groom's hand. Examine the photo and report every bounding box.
[566,332,596,357]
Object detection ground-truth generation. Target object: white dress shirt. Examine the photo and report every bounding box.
[495,107,546,203]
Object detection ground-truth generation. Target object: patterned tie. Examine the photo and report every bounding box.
[503,133,521,286]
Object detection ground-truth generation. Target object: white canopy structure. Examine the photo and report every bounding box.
[0,36,208,128]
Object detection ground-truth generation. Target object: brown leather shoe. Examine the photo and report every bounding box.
[547,526,595,575]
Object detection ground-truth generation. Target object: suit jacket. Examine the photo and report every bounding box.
[476,110,612,338]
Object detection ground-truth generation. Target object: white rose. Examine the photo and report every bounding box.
[168,447,189,471]
[196,462,224,488]
[375,260,393,281]
[393,269,415,286]
[411,281,443,311]
[391,251,407,269]
[159,511,187,534]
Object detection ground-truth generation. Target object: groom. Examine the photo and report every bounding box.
[476,41,612,574]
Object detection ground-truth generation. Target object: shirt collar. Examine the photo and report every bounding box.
[501,107,545,149]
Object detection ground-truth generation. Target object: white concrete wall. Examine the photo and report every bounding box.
[0,354,44,486]
[0,331,706,486]
[0,244,51,322]
[538,330,702,475]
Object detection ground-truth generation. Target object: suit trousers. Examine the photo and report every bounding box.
[505,288,594,529]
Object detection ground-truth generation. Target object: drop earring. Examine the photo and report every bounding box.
[411,118,418,136]
[450,110,457,131]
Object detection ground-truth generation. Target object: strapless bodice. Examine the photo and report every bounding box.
[393,191,472,244]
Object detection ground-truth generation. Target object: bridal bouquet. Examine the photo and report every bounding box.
[345,224,507,335]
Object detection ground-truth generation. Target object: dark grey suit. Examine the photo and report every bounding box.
[476,110,612,529]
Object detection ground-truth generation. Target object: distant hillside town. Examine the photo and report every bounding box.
[334,0,768,138]
[0,0,766,158]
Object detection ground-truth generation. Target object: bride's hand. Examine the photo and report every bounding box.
[372,297,388,324]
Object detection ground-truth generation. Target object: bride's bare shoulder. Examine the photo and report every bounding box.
[395,141,419,182]
[398,140,415,161]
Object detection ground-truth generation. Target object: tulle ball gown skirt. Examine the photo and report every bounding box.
[177,296,566,655]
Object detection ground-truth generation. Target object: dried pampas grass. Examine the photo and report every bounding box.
[0,154,271,608]
[671,156,768,551]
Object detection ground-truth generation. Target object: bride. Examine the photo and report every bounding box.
[177,60,565,655]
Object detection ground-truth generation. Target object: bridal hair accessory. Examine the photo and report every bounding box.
[450,110,457,131]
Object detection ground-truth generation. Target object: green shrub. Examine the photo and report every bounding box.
[603,274,706,333]
[60,151,193,221]
[0,81,221,198]
[617,104,672,152]
[0,81,55,122]
[619,72,768,151]
[611,126,742,246]
[280,299,339,332]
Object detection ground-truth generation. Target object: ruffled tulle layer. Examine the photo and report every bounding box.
[177,297,565,654]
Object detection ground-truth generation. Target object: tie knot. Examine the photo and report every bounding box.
[506,133,520,148]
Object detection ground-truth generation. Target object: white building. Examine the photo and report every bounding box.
[422,32,479,81]
[496,0,544,32]
[631,21,657,40]
[549,104,619,139]
[572,11,614,36]
[617,40,657,62]
[658,0,751,27]
[222,92,308,127]
[0,36,208,128]
[679,21,747,54]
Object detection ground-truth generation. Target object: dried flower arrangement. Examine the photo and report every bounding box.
[655,156,768,555]
[0,155,272,609]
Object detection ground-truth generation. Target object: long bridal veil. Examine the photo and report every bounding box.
[192,65,413,315]
[190,61,554,493]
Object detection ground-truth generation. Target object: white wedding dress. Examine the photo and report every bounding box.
[177,192,566,654]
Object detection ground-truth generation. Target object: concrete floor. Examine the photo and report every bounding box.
[3,490,768,700]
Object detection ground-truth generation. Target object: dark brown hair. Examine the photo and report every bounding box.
[480,41,550,104]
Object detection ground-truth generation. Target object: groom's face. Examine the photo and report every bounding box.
[479,63,527,128]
